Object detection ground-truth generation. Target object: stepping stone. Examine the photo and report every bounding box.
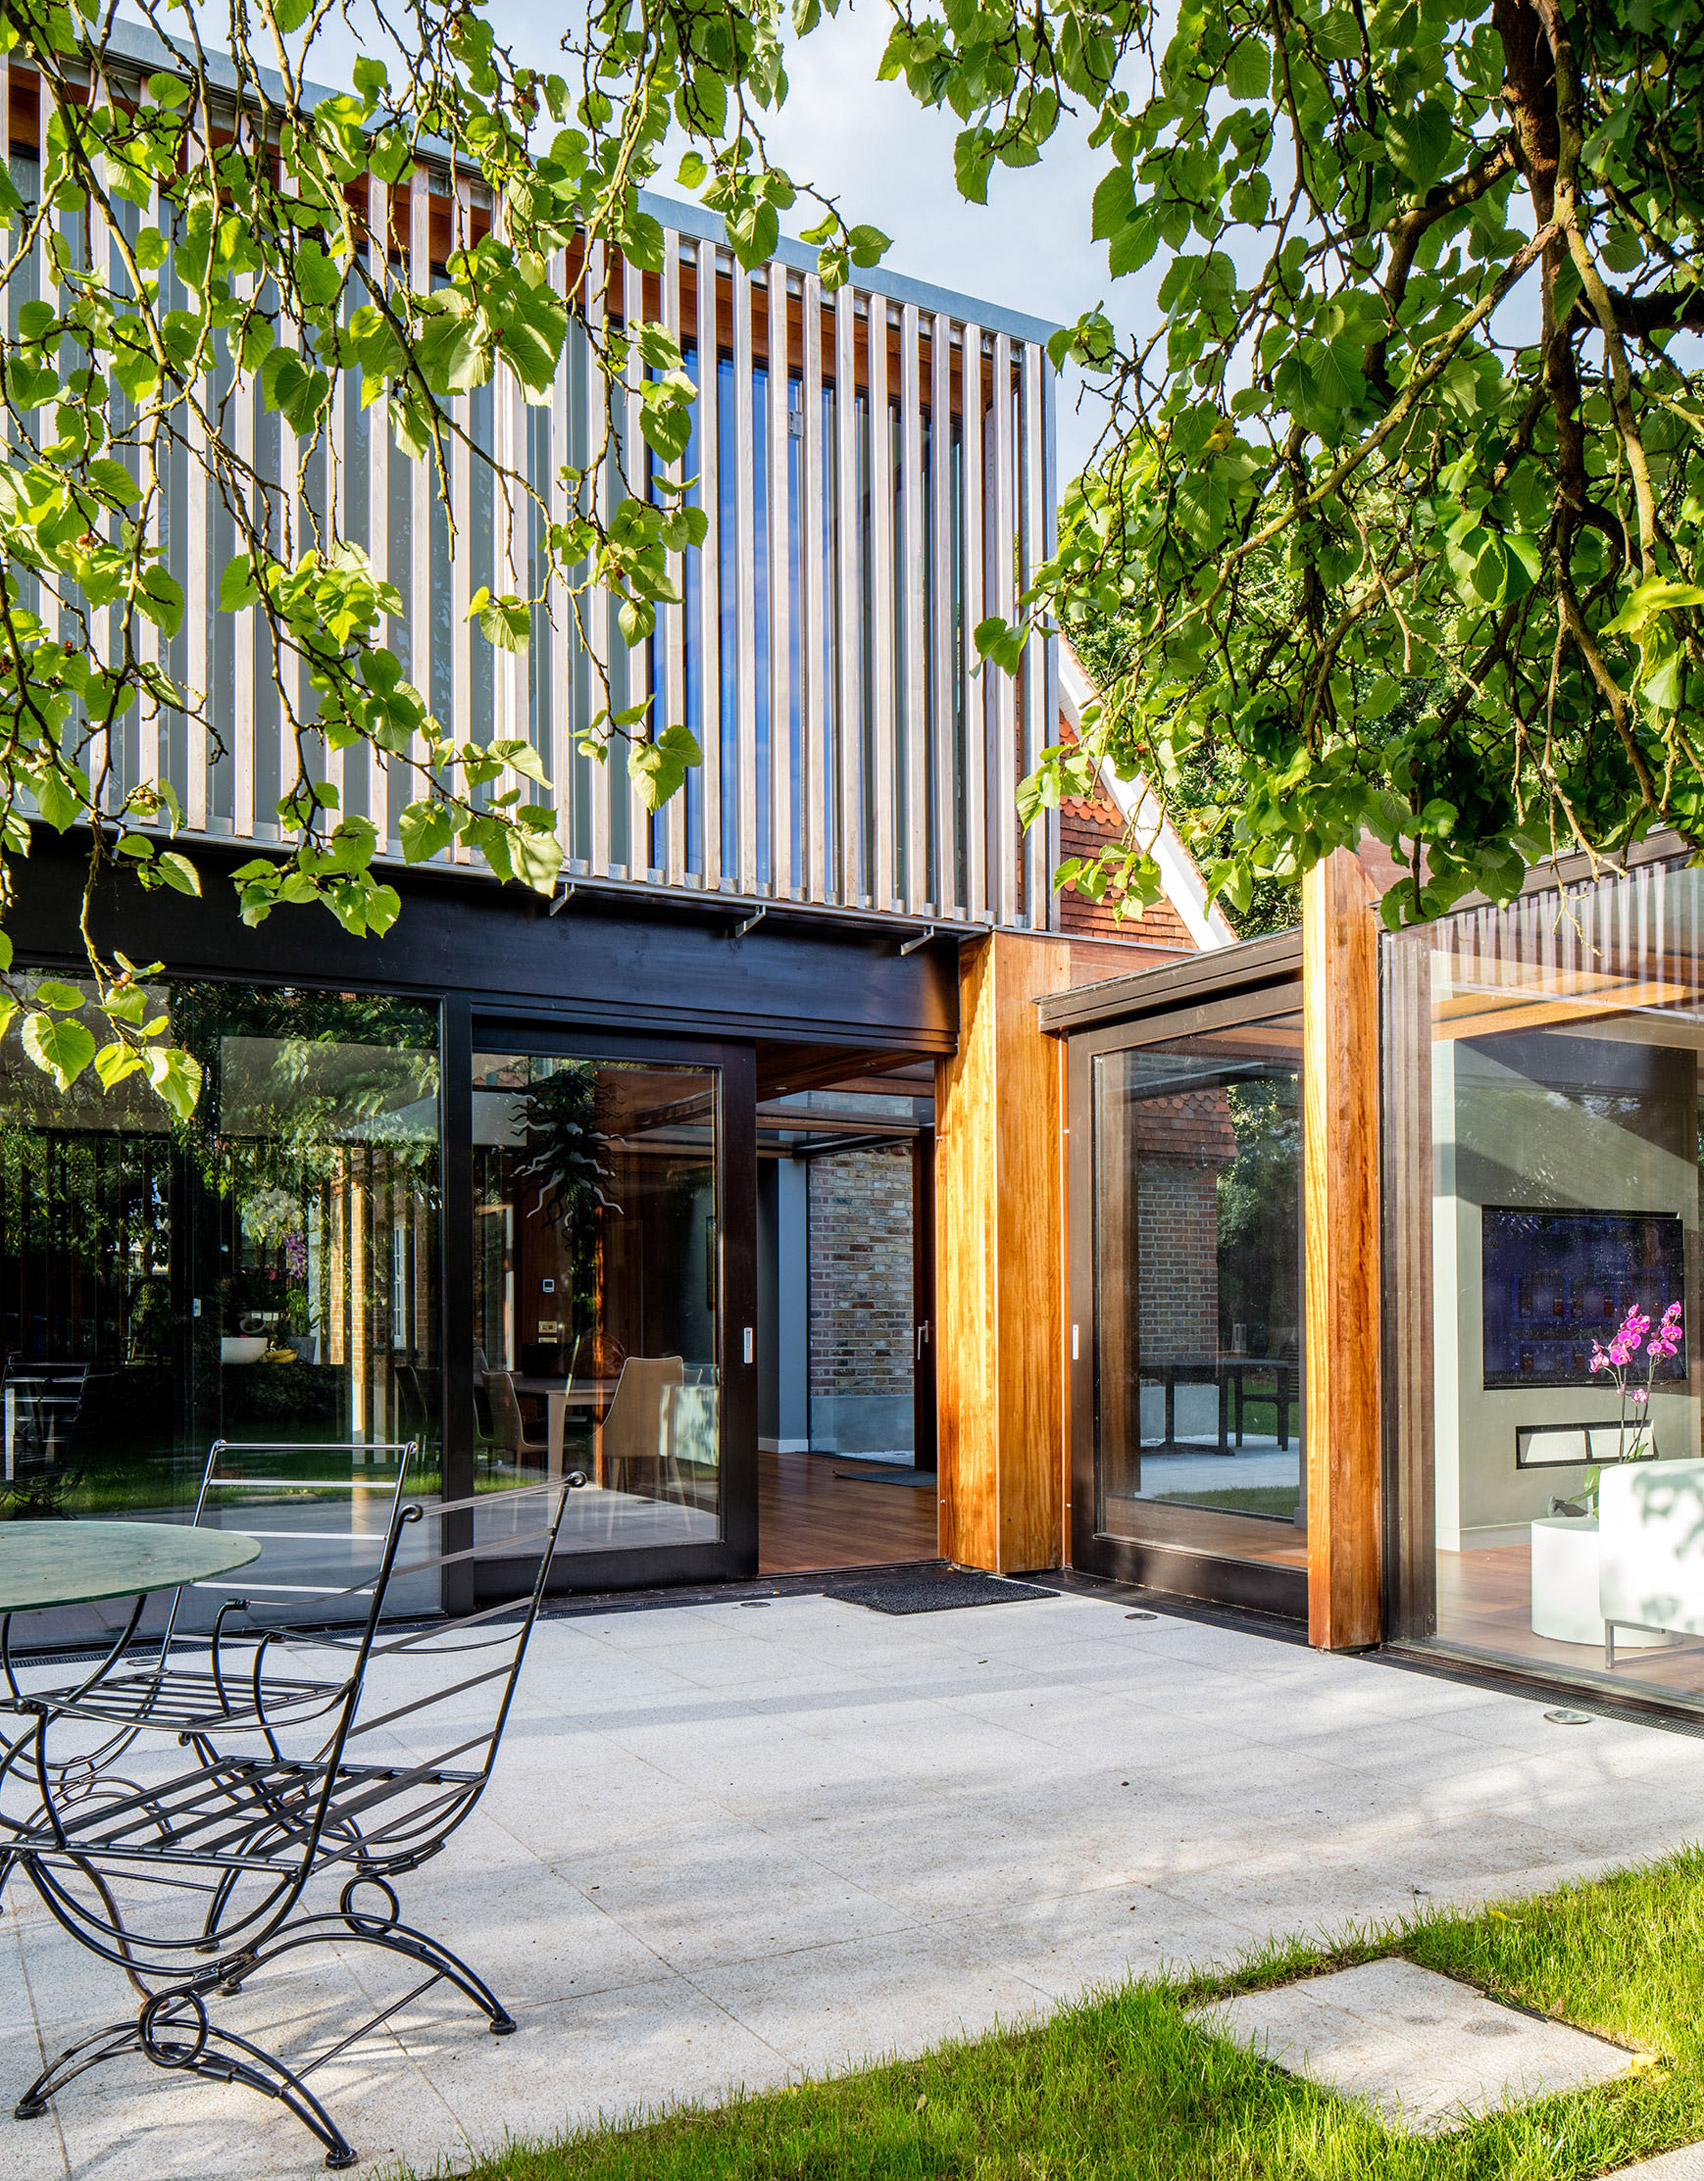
[1191,1958,1637,2134]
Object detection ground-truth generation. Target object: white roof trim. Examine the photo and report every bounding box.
[1057,644,1236,951]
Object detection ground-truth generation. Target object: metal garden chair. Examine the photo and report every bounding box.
[2,1468,586,2170]
[0,1438,421,1746]
[0,1360,94,1517]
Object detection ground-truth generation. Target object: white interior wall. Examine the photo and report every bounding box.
[1432,1025,1701,1552]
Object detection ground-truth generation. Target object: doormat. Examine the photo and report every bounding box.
[831,1468,938,1488]
[823,1570,1055,1614]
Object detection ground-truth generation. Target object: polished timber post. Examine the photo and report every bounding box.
[1303,847,1382,1648]
[936,931,1072,1574]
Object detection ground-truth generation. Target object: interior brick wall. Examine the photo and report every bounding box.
[807,1144,913,1402]
[1132,1092,1238,1364]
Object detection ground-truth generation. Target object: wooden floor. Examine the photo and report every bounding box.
[1103,1499,1309,1568]
[1437,1544,1704,1699]
[759,1449,940,1574]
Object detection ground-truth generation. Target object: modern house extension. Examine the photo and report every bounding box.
[1045,837,1704,1723]
[0,33,1219,1615]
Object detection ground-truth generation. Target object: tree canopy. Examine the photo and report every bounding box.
[975,0,1704,928]
[3,0,1700,1118]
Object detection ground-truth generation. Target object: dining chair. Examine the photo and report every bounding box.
[485,1368,549,1474]
[597,1357,684,1501]
[0,1360,93,1517]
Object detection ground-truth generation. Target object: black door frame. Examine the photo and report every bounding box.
[454,1006,759,1599]
[1064,981,1308,1618]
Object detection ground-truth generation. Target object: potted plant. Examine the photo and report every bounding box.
[1581,1300,1681,1509]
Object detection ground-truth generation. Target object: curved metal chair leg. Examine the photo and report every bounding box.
[229,1895,518,2035]
[15,1988,360,2171]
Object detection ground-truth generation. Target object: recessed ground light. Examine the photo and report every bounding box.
[1126,1611,1157,1621]
[739,1600,772,1608]
[1544,1708,1594,1725]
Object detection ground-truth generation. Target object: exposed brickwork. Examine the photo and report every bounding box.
[1054,712,1201,950]
[1137,1166,1222,1363]
[1131,1090,1237,1364]
[808,1144,913,1401]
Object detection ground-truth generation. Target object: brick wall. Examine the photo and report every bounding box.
[808,1144,913,1402]
[1131,1091,1237,1363]
[1054,713,1202,951]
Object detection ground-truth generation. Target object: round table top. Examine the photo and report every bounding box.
[0,1521,261,1613]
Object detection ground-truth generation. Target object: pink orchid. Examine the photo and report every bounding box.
[1586,1302,1682,1493]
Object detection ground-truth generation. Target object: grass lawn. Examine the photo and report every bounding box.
[443,1845,1704,2181]
[1154,1485,1301,1519]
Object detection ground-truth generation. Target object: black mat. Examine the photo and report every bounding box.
[823,1570,1056,1614]
[831,1468,938,1488]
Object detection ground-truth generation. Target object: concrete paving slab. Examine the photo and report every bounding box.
[1195,1957,1637,2133]
[1605,2147,1704,2178]
[4,1588,1702,2177]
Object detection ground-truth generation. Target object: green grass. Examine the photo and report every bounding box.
[1155,1485,1301,1518]
[413,1846,1704,2181]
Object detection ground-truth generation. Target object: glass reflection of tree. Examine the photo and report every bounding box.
[172,986,440,1373]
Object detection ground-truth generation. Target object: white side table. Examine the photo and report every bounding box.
[1530,1516,1663,1646]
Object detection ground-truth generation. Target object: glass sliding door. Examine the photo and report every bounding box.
[469,1046,726,1556]
[1386,858,1704,1711]
[0,976,442,1627]
[1073,1004,1308,1610]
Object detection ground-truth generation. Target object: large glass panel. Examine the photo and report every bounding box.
[470,1051,721,1553]
[1389,862,1704,1708]
[1092,1014,1307,1573]
[0,979,441,1627]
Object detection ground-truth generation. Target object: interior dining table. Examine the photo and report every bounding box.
[510,1377,619,1482]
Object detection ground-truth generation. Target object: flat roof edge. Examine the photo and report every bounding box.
[80,24,1058,345]
[1038,926,1303,1033]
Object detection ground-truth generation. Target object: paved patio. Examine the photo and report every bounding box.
[2,1585,1702,2179]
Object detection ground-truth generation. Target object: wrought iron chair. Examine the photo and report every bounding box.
[2,1469,586,2170]
[0,1360,94,1517]
[0,1438,421,1745]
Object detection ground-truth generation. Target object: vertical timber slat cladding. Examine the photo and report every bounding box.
[767,262,793,902]
[695,235,723,892]
[1303,847,1382,1647]
[0,50,1058,926]
[936,930,1073,1573]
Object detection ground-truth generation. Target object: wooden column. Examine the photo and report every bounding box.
[1303,848,1383,1647]
[936,931,1072,1573]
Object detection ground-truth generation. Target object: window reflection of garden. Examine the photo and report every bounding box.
[0,983,441,1518]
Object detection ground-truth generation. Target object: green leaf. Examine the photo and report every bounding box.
[32,980,87,1012]
[21,1012,96,1090]
[398,799,455,862]
[1225,37,1270,99]
[144,1046,204,1120]
[156,851,202,896]
[94,1040,144,1090]
[468,587,532,652]
[628,724,702,811]
[1603,576,1704,637]
[1384,104,1455,188]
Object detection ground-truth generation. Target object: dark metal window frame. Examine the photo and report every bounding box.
[1059,955,1307,1618]
[451,1003,759,1601]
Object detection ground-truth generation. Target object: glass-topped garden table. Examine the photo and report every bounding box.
[0,1521,260,1617]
